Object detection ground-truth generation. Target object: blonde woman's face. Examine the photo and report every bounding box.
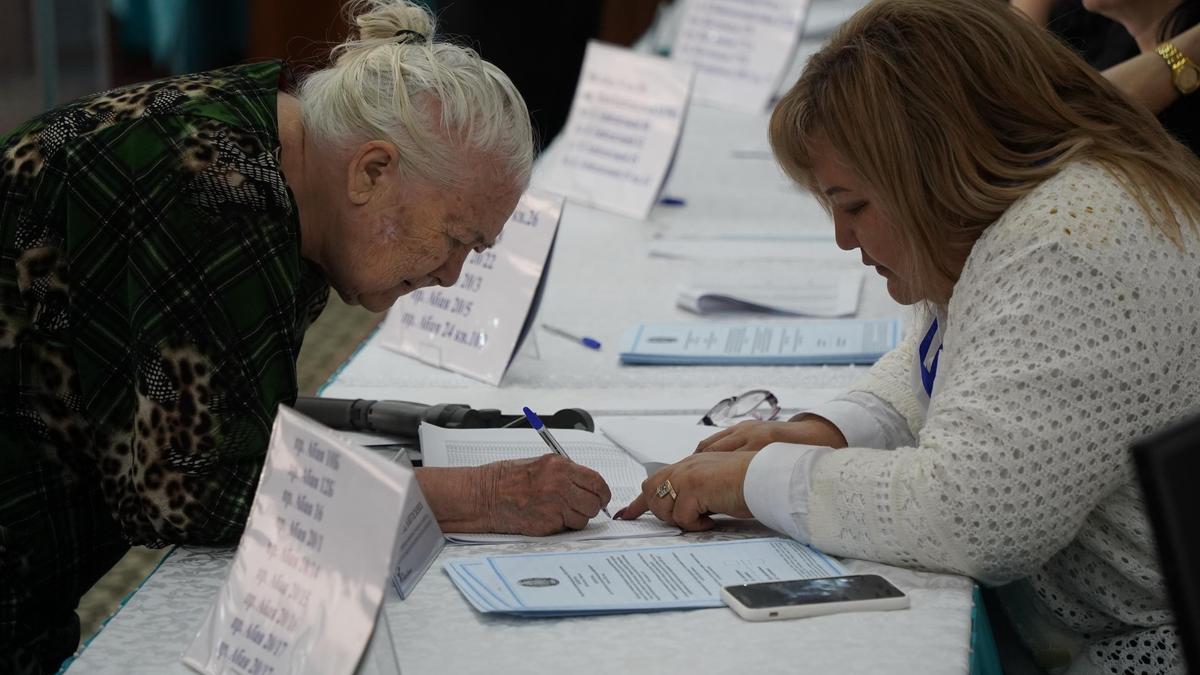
[809,136,918,305]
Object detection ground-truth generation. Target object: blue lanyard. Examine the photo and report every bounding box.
[918,318,942,397]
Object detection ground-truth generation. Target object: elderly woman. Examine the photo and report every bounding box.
[0,1,609,671]
[617,0,1200,672]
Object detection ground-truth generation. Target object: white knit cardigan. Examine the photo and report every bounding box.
[764,162,1199,674]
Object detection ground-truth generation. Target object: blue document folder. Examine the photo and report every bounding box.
[618,318,901,365]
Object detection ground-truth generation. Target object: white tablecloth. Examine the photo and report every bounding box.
[67,527,976,675]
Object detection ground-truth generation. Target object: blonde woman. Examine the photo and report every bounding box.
[617,0,1200,672]
[0,2,611,672]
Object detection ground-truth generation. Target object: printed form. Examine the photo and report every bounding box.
[418,426,681,543]
[445,538,844,615]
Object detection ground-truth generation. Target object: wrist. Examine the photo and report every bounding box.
[414,465,497,533]
[1157,41,1200,95]
[782,415,848,448]
[474,462,500,532]
[733,452,755,516]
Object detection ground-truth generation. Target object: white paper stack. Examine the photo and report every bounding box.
[678,269,864,317]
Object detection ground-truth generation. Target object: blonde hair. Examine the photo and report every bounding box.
[769,0,1200,305]
[298,0,534,189]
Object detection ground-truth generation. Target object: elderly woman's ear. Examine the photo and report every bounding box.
[347,141,400,206]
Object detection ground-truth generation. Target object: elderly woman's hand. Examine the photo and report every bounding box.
[614,452,756,531]
[694,416,847,453]
[482,455,612,536]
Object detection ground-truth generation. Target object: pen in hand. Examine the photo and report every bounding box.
[522,406,613,519]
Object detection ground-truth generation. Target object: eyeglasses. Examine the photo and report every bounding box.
[699,389,781,427]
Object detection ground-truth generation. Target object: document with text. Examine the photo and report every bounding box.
[419,425,681,543]
[619,318,901,365]
[445,538,844,615]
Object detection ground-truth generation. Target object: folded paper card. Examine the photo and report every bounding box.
[534,41,694,220]
[380,189,563,386]
[184,407,442,675]
[672,0,812,113]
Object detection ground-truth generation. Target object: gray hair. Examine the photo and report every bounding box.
[297,0,534,189]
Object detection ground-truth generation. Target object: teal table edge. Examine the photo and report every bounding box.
[971,584,1003,675]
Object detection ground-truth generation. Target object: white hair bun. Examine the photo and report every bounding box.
[299,0,533,190]
[347,0,434,43]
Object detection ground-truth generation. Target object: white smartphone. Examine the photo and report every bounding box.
[720,574,910,621]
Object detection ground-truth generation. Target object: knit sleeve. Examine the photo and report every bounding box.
[822,332,923,442]
[805,228,1157,585]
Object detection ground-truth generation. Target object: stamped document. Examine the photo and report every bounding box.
[183,407,442,675]
[419,425,681,544]
[619,318,901,365]
[446,538,844,615]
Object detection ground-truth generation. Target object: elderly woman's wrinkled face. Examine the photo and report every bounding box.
[324,144,521,313]
[808,135,917,305]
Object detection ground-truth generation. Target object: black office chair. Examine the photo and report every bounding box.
[1132,413,1200,673]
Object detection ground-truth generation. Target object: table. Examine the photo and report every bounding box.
[64,3,997,672]
[67,528,980,675]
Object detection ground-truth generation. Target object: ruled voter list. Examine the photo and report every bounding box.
[183,407,444,675]
[535,40,694,220]
[672,0,811,113]
[379,189,564,385]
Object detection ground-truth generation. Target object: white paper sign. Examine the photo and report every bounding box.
[673,0,811,113]
[183,406,443,675]
[379,189,563,385]
[535,41,694,220]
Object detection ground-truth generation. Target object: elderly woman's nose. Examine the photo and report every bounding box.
[434,247,472,287]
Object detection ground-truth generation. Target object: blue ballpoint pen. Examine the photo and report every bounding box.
[541,323,602,350]
[522,406,613,519]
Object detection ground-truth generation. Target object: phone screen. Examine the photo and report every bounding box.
[724,575,905,609]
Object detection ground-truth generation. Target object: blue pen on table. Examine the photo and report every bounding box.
[522,406,613,519]
[541,323,601,350]
[658,195,687,206]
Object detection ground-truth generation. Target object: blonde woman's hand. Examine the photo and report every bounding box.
[615,452,756,531]
[694,416,847,454]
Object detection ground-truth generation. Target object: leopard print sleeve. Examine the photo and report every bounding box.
[4,62,327,548]
[100,113,325,547]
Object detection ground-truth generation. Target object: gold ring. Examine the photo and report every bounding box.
[655,479,677,501]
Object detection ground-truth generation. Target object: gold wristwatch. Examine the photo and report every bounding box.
[1156,42,1200,95]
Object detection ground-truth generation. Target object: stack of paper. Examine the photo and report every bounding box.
[619,318,901,366]
[445,538,844,616]
[600,418,717,473]
[648,238,856,262]
[677,269,864,317]
[419,425,682,543]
